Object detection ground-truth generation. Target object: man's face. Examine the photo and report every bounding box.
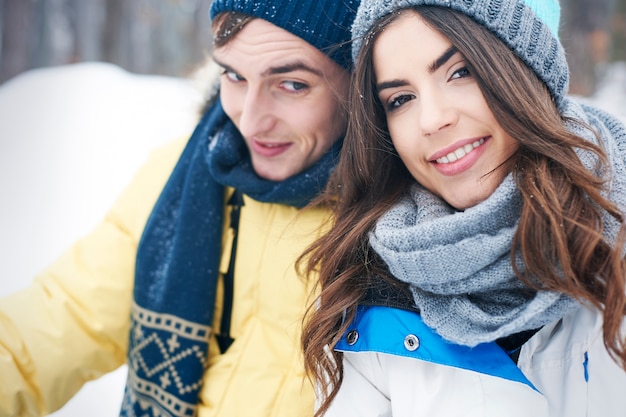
[213,18,349,181]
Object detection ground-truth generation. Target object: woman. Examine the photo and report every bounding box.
[301,0,626,416]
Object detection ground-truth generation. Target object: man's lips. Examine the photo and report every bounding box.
[251,138,292,157]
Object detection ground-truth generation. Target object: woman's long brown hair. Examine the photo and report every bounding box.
[300,6,626,416]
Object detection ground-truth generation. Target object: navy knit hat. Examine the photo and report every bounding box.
[210,0,360,70]
[351,0,569,106]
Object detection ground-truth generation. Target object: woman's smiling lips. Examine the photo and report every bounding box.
[435,138,485,163]
[251,138,292,157]
[429,137,489,176]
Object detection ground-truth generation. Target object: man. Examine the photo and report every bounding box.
[0,0,359,416]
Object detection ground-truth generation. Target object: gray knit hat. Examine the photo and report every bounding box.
[351,0,569,105]
[210,0,360,70]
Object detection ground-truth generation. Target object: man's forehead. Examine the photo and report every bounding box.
[214,18,311,50]
[213,18,335,70]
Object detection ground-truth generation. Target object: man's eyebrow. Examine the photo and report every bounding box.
[213,57,324,78]
[429,46,458,73]
[262,61,324,77]
[213,57,234,73]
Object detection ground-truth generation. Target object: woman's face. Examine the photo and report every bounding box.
[372,11,518,210]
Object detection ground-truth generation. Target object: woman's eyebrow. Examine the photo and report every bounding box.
[377,79,408,92]
[377,45,460,92]
[429,46,458,73]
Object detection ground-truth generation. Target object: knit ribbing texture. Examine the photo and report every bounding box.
[210,0,360,69]
[351,0,569,106]
[369,98,626,346]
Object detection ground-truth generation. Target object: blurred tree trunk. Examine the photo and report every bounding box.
[73,0,106,62]
[613,0,626,61]
[0,0,624,93]
[0,0,212,84]
[0,0,37,83]
[560,0,623,95]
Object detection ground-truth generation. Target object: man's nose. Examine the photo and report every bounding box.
[237,87,276,138]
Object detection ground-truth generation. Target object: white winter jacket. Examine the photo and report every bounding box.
[328,304,626,417]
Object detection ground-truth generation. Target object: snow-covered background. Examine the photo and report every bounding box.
[0,62,205,417]
[0,61,624,416]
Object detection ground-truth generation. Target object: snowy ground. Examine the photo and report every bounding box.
[0,61,624,416]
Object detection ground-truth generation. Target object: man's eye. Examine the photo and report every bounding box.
[222,70,244,82]
[387,94,415,111]
[282,81,308,92]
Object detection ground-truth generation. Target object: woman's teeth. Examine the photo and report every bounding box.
[436,138,485,164]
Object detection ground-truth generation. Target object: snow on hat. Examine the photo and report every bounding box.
[210,0,360,70]
[351,0,569,105]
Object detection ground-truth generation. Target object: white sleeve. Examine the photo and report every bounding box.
[519,305,626,417]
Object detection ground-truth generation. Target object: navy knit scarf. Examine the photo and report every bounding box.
[119,98,341,416]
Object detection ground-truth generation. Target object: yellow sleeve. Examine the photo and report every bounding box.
[0,137,187,417]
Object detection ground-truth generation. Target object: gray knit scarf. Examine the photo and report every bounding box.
[370,98,626,346]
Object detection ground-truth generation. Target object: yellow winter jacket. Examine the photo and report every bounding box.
[0,136,325,417]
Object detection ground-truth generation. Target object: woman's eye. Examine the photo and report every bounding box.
[387,94,415,111]
[282,81,309,92]
[450,66,471,80]
[222,70,245,82]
